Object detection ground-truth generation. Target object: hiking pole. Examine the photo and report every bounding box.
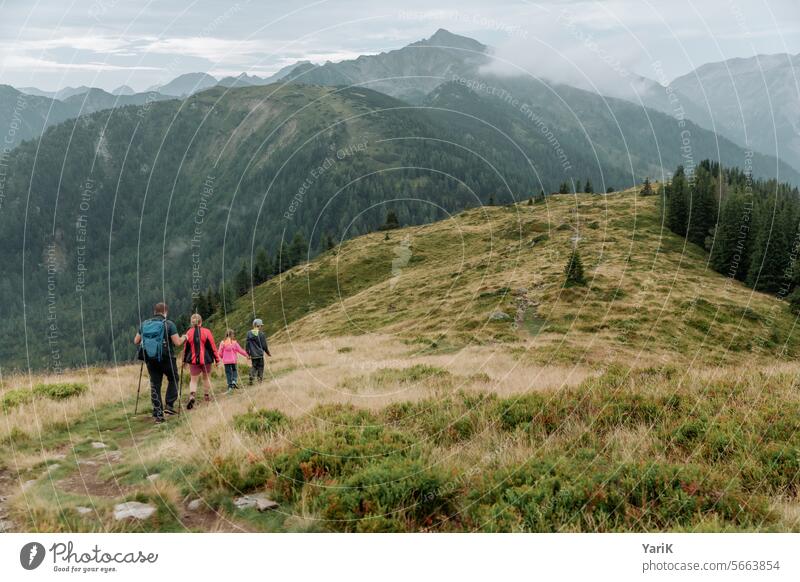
[178,362,185,412]
[135,360,144,415]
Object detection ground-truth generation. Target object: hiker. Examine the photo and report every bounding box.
[183,313,219,409]
[245,318,271,384]
[218,329,250,394]
[133,302,186,424]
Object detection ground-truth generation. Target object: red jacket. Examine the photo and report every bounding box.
[183,326,219,365]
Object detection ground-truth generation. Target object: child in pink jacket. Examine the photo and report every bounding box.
[218,329,250,394]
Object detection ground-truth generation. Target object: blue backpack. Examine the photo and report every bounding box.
[141,318,167,361]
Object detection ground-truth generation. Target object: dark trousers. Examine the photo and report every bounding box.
[146,357,179,418]
[249,357,264,384]
[224,363,239,387]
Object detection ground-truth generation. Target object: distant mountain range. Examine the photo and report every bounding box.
[6,29,799,172]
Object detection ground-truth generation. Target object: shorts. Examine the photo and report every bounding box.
[189,363,212,376]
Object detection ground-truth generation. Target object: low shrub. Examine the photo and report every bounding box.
[1,388,33,410]
[316,458,457,531]
[233,409,288,435]
[33,382,87,400]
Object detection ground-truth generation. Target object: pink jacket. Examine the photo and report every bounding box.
[218,339,249,364]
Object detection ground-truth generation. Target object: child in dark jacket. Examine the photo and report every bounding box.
[218,329,250,394]
[245,318,271,384]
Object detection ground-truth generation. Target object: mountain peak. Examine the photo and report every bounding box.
[417,28,487,53]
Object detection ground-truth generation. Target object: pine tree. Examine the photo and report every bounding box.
[559,182,569,194]
[606,186,614,193]
[234,260,250,297]
[380,209,400,230]
[275,240,292,274]
[527,197,533,206]
[575,180,582,194]
[640,177,653,196]
[289,231,308,267]
[564,248,587,287]
[709,190,749,278]
[584,180,593,194]
[665,166,689,237]
[687,165,717,248]
[746,201,792,293]
[253,248,272,285]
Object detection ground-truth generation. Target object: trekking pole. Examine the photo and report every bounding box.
[178,362,185,412]
[135,360,144,415]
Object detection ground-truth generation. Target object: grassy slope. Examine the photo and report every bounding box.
[3,189,799,533]
[214,188,800,366]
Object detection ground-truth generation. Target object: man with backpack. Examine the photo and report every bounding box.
[245,318,271,384]
[134,302,186,423]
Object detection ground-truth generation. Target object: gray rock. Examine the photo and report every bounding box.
[75,506,92,515]
[113,501,156,521]
[0,519,13,532]
[256,498,279,512]
[91,442,107,449]
[489,311,511,321]
[77,460,97,466]
[47,464,61,472]
[233,493,278,511]
[105,450,122,462]
[146,474,160,482]
[187,499,203,511]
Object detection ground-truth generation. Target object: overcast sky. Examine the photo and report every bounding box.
[1,0,798,92]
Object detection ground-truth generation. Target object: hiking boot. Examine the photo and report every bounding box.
[154,416,165,425]
[186,395,196,410]
[226,387,233,395]
[164,406,178,416]
[204,393,211,404]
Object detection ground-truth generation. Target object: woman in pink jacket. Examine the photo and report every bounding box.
[218,329,250,394]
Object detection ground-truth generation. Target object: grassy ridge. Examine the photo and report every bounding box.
[215,190,800,366]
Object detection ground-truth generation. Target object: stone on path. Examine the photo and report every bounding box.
[91,442,107,449]
[75,506,92,515]
[146,473,160,482]
[113,501,156,521]
[256,498,279,512]
[187,499,203,511]
[233,493,278,511]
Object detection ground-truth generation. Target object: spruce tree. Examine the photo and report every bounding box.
[234,260,250,297]
[665,166,689,237]
[559,182,569,194]
[640,177,653,196]
[687,165,717,248]
[564,248,587,287]
[709,190,748,278]
[381,209,400,230]
[253,248,272,285]
[289,231,308,267]
[584,180,593,194]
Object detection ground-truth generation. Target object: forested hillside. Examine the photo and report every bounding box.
[2,77,798,371]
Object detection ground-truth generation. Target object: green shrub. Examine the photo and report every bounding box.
[233,409,288,435]
[466,459,773,532]
[316,458,456,531]
[33,382,87,400]
[1,388,33,409]
[496,393,579,435]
